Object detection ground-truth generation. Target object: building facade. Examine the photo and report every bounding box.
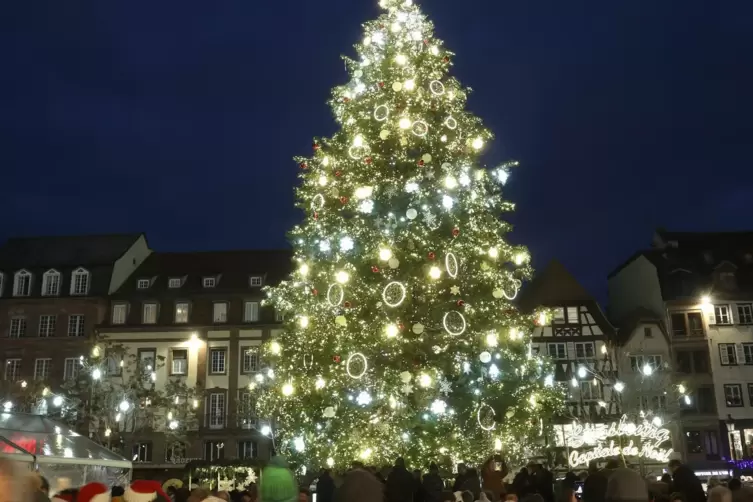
[0,234,150,405]
[98,250,291,477]
[608,229,753,469]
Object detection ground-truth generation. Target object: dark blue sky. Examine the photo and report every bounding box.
[1,0,751,301]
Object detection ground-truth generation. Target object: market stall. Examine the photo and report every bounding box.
[0,412,131,492]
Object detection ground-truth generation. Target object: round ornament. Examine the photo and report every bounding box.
[428,252,435,260]
[332,355,341,363]
[354,69,363,78]
[492,289,503,299]
[379,130,390,140]
[441,162,452,171]
[479,351,492,363]
[400,138,408,146]
[457,299,465,307]
[343,301,351,309]
[378,82,385,88]
[300,162,308,169]
[505,409,515,419]
[443,311,467,336]
[392,82,403,92]
[348,146,368,160]
[421,153,432,163]
[374,105,389,122]
[452,228,460,237]
[340,196,349,204]
[418,160,424,167]
[388,258,400,269]
[412,323,424,334]
[444,117,457,130]
[323,406,336,418]
[429,80,445,95]
[335,315,347,327]
[406,208,418,220]
[346,353,368,379]
[313,143,320,150]
[477,403,496,431]
[412,121,429,137]
[382,281,407,307]
[445,252,459,278]
[311,194,325,210]
[400,371,413,383]
[371,265,380,273]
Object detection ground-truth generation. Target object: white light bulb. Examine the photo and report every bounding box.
[440,135,447,142]
[544,375,554,387]
[372,32,384,44]
[92,368,102,380]
[395,54,407,65]
[459,173,470,186]
[340,236,354,252]
[411,31,422,41]
[358,200,374,213]
[577,366,587,378]
[472,137,484,150]
[169,420,179,430]
[386,324,399,338]
[642,363,653,376]
[282,382,294,396]
[614,381,625,393]
[355,186,373,199]
[294,436,305,452]
[299,263,309,276]
[299,316,309,328]
[322,156,330,166]
[318,176,327,186]
[488,247,499,259]
[261,425,272,436]
[315,377,326,390]
[404,79,415,91]
[678,384,686,394]
[399,117,411,129]
[514,252,528,265]
[430,46,439,55]
[356,391,372,406]
[489,364,500,379]
[598,400,607,408]
[444,176,457,189]
[336,271,350,284]
[419,374,432,387]
[319,240,331,253]
[652,416,663,427]
[379,248,393,261]
[119,400,130,412]
[405,181,419,193]
[485,332,498,347]
[270,341,281,355]
[442,195,454,209]
[3,402,12,411]
[52,396,63,407]
[429,266,441,279]
[684,395,691,405]
[571,377,578,388]
[430,399,447,415]
[353,135,364,147]
[326,457,335,468]
[391,22,401,33]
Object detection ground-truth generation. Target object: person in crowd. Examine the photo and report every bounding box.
[526,464,553,502]
[460,492,474,502]
[478,491,494,502]
[668,492,683,502]
[557,487,576,502]
[379,466,392,485]
[439,493,454,502]
[454,465,469,493]
[512,469,530,499]
[298,488,311,502]
[582,459,619,502]
[461,469,482,502]
[423,463,445,502]
[216,491,230,502]
[504,495,518,502]
[667,460,705,502]
[386,458,415,502]
[482,456,508,501]
[187,489,210,502]
[521,494,544,502]
[413,470,424,502]
[727,478,753,502]
[112,487,125,502]
[316,469,335,502]
[335,466,384,502]
[707,486,731,502]
[707,478,721,490]
[260,456,298,502]
[604,468,648,502]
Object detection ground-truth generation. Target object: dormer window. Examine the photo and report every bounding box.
[137,279,151,289]
[168,278,182,289]
[42,270,61,296]
[70,268,90,296]
[203,277,216,288]
[13,270,32,297]
[249,276,263,287]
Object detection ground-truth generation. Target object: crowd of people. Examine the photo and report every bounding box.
[3,455,753,502]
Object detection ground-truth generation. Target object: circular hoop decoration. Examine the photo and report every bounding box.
[311,194,325,211]
[374,105,389,122]
[346,353,368,379]
[382,281,407,307]
[502,279,521,301]
[327,283,345,306]
[444,116,458,130]
[348,145,369,160]
[443,311,467,336]
[429,80,445,96]
[303,353,314,369]
[477,403,496,431]
[445,252,459,278]
[411,121,429,137]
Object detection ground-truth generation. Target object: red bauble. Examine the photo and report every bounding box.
[457,299,465,307]
[443,56,450,63]
[333,355,341,363]
[378,82,385,88]
[423,39,429,45]
[299,162,308,169]
[343,97,350,103]
[418,160,425,166]
[340,196,349,204]
[312,288,319,296]
[428,252,436,260]
[371,266,380,273]
[313,212,318,220]
[335,170,342,177]
[344,301,351,308]
[452,227,460,237]
[365,157,373,164]
[313,142,320,150]
[398,323,405,331]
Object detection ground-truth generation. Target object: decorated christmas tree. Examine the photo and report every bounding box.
[259,0,562,468]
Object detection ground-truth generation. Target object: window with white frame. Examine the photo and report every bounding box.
[204,441,225,461]
[137,279,150,289]
[63,358,79,380]
[203,277,216,288]
[714,305,731,325]
[238,392,257,429]
[213,303,228,323]
[243,302,259,322]
[580,381,600,400]
[34,359,51,380]
[209,349,226,374]
[241,348,259,373]
[629,355,662,372]
[249,276,263,287]
[171,349,188,375]
[168,278,182,289]
[743,344,753,365]
[575,342,595,359]
[547,343,567,359]
[238,440,257,459]
[67,315,85,337]
[552,308,565,322]
[566,307,580,324]
[719,343,738,366]
[131,442,152,462]
[139,349,156,371]
[724,384,744,407]
[105,351,121,376]
[143,303,158,324]
[9,317,26,338]
[738,304,753,325]
[70,268,90,296]
[208,393,226,429]
[42,270,60,296]
[13,270,31,297]
[38,315,56,337]
[175,302,189,323]
[112,304,127,324]
[4,359,20,381]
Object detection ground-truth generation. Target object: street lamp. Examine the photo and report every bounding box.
[118,399,131,412]
[92,368,102,380]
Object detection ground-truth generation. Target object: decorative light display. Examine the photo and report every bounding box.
[256,0,562,469]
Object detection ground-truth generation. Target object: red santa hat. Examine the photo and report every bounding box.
[78,483,110,502]
[52,489,79,502]
[124,480,171,502]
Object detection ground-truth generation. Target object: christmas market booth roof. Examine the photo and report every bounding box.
[0,413,131,469]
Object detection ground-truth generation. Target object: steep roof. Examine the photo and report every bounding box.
[613,306,669,345]
[115,249,293,294]
[0,234,143,268]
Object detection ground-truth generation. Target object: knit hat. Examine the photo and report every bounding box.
[260,457,298,502]
[605,468,648,502]
[124,481,171,502]
[78,483,110,502]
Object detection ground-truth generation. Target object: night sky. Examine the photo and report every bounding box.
[1,0,751,302]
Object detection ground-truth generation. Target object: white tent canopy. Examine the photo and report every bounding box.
[0,413,131,487]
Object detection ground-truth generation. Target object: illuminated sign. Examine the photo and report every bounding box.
[555,415,673,468]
